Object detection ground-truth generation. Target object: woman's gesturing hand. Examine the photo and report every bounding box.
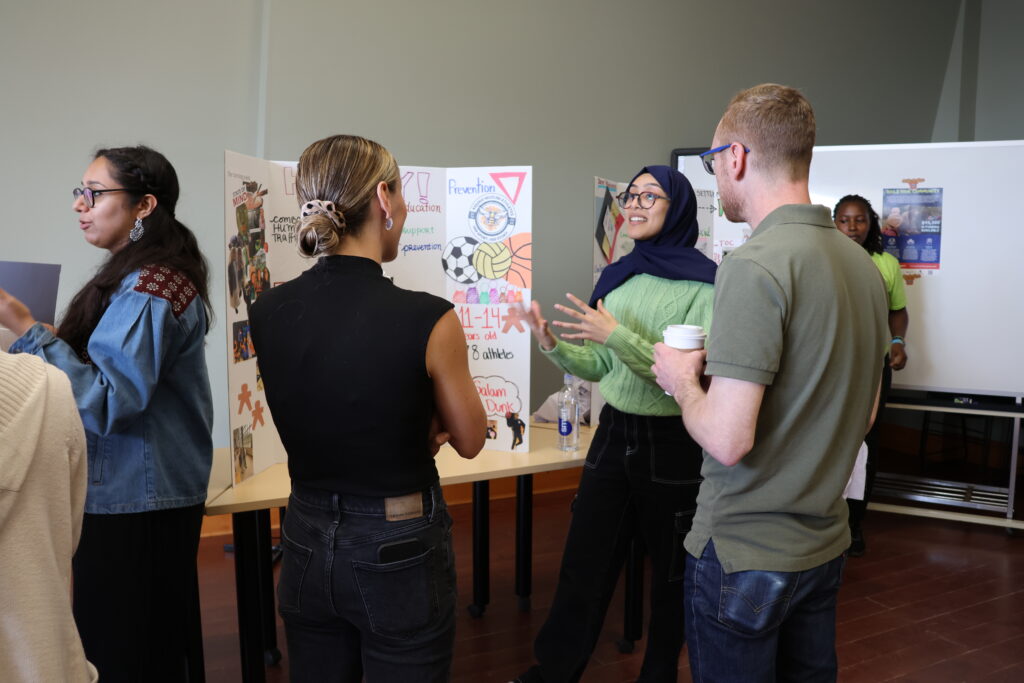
[0,288,36,337]
[551,293,619,345]
[508,301,558,351]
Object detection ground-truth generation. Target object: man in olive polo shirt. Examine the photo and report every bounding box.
[653,84,888,681]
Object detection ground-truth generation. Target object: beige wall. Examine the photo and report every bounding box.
[1,1,962,446]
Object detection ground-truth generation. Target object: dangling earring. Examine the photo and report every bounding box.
[385,217,394,231]
[130,217,145,242]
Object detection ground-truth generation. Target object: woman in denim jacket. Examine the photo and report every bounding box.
[0,146,213,682]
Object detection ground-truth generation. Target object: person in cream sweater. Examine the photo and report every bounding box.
[0,350,96,682]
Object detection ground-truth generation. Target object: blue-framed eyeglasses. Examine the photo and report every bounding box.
[699,144,751,175]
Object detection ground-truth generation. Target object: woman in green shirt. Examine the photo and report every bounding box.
[512,166,716,683]
[834,194,910,556]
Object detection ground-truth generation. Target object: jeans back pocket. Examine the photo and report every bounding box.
[278,527,314,614]
[352,547,439,640]
[718,568,799,636]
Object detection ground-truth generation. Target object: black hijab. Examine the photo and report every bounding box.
[589,165,717,306]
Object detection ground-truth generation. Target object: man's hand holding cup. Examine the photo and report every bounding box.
[653,325,708,400]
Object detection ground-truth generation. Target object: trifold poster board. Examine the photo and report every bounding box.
[674,140,1024,398]
[224,151,532,483]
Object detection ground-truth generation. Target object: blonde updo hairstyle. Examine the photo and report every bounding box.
[294,134,400,258]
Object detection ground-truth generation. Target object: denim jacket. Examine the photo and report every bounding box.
[10,266,213,514]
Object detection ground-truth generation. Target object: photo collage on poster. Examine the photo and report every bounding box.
[224,153,297,484]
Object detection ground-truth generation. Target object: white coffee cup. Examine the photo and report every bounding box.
[663,325,706,350]
[661,326,706,395]
[664,324,704,336]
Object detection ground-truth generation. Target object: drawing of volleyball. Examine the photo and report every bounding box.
[472,241,513,280]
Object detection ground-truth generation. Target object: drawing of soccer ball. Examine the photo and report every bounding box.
[442,236,481,283]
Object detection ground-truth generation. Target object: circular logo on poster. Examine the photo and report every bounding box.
[468,194,516,242]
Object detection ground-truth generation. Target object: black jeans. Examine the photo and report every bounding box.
[278,481,456,683]
[520,404,703,683]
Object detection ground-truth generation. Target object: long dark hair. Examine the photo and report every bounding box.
[58,146,212,357]
[833,194,883,256]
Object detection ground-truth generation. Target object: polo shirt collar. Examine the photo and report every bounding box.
[749,204,835,240]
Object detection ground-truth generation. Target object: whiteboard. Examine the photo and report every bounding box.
[673,141,1024,398]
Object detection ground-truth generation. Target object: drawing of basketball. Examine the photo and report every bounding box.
[502,232,532,289]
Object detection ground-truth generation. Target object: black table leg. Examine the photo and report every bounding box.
[231,510,281,682]
[515,474,533,611]
[254,509,281,666]
[468,480,490,617]
[231,511,267,683]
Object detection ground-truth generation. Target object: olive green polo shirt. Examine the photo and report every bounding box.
[685,204,888,573]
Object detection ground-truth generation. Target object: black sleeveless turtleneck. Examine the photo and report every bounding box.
[250,255,454,496]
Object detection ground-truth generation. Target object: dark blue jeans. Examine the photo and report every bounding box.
[685,540,846,683]
[520,404,703,683]
[278,481,456,683]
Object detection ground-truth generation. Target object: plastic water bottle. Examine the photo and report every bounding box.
[557,374,580,451]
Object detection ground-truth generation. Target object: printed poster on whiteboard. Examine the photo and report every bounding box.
[224,151,532,483]
[881,186,943,269]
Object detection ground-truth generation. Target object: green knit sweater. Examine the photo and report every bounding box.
[542,273,714,416]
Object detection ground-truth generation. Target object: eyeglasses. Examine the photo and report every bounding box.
[615,191,670,210]
[699,143,751,175]
[72,186,132,208]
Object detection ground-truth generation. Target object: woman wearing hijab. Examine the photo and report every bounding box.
[512,166,716,683]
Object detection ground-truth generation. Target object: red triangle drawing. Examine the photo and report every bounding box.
[490,172,527,205]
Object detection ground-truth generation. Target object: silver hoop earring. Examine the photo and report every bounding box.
[130,217,145,242]
[385,217,394,231]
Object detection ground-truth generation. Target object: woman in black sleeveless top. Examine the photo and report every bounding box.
[250,134,485,683]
